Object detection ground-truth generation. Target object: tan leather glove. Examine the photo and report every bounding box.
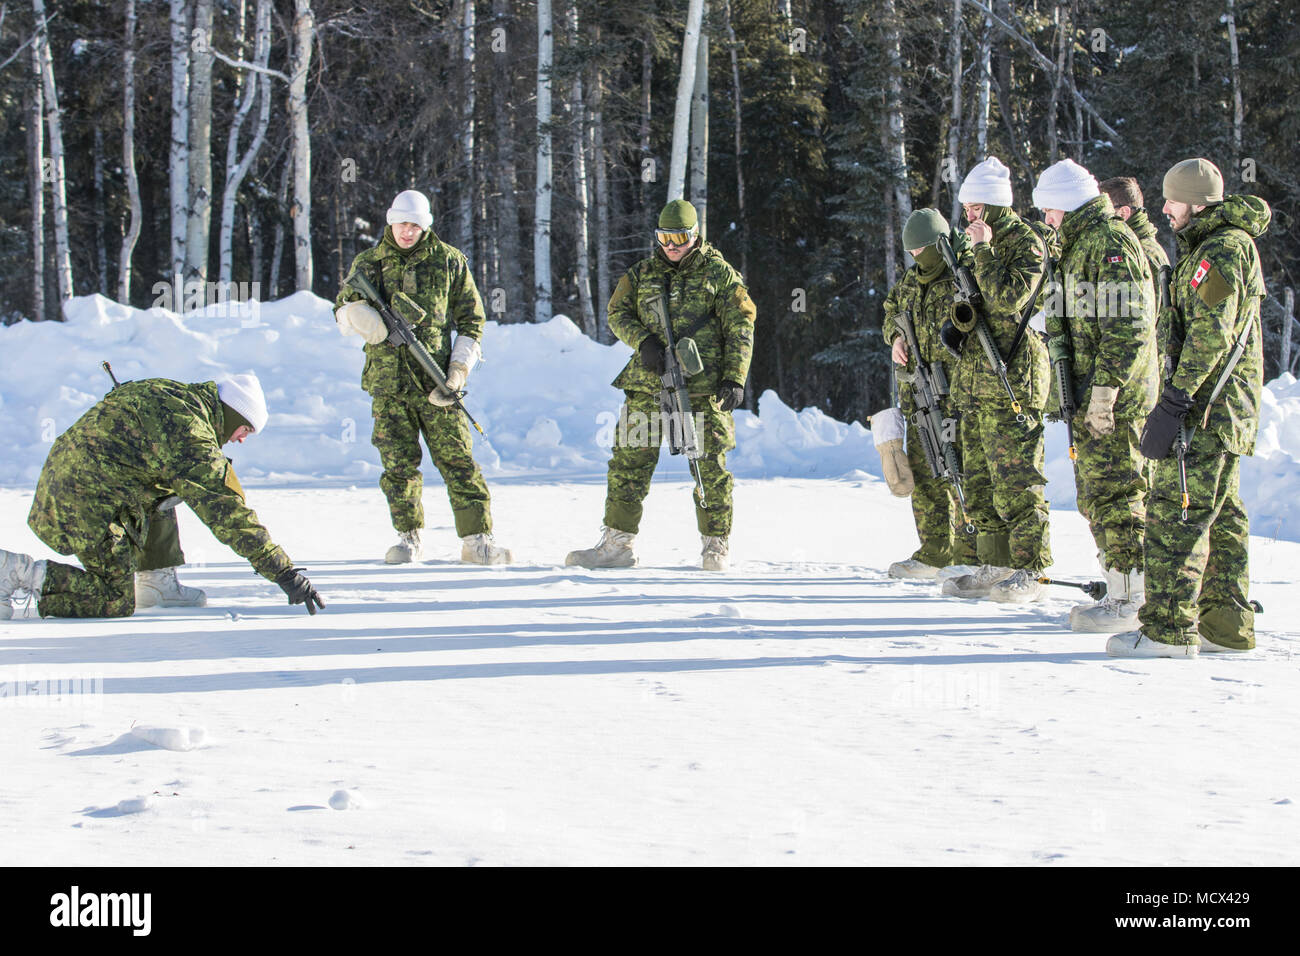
[428,361,469,407]
[1084,385,1119,438]
[334,301,388,345]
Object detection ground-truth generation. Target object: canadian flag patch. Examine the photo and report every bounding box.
[1191,259,1212,288]
[1107,255,1123,264]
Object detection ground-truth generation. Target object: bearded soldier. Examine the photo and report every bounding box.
[1033,159,1158,632]
[1098,177,1170,278]
[334,189,512,566]
[882,209,980,578]
[566,199,756,571]
[0,374,323,619]
[1109,160,1270,658]
[941,157,1053,603]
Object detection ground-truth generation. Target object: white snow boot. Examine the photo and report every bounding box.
[701,535,729,571]
[937,564,979,581]
[1198,634,1250,653]
[1069,567,1143,633]
[0,548,47,620]
[565,527,637,569]
[385,529,423,564]
[888,558,941,580]
[1106,630,1199,659]
[461,533,513,565]
[135,567,207,608]
[988,569,1046,604]
[941,564,1013,599]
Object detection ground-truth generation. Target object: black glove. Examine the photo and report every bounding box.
[939,320,967,358]
[1139,385,1195,460]
[638,337,666,375]
[715,381,745,412]
[275,567,326,615]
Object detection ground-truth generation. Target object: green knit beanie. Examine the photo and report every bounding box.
[1163,158,1224,205]
[902,208,950,250]
[658,199,699,231]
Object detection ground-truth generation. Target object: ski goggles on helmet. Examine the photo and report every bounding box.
[655,225,699,248]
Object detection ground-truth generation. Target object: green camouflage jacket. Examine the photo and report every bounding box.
[336,227,487,398]
[608,241,756,396]
[949,207,1050,412]
[1163,194,1270,455]
[882,259,965,416]
[1047,194,1158,421]
[28,379,293,581]
[1126,208,1171,274]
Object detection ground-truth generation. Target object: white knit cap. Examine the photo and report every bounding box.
[1032,159,1100,212]
[217,373,269,433]
[386,189,433,230]
[958,157,1014,207]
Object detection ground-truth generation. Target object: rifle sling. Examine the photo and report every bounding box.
[1005,228,1052,366]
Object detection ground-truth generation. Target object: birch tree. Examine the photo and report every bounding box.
[534,0,553,322]
[667,0,705,201]
[946,0,963,222]
[458,0,475,267]
[169,0,190,281]
[289,0,314,291]
[218,0,273,286]
[490,0,524,322]
[27,40,44,322]
[881,0,912,286]
[688,4,709,237]
[567,5,595,337]
[32,0,71,303]
[118,0,142,305]
[185,0,214,288]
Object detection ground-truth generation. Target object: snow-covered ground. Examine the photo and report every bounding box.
[2,295,1298,866]
[2,479,1298,866]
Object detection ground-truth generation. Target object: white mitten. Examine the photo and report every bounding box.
[335,301,388,345]
[872,407,914,497]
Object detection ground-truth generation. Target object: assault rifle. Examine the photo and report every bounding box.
[346,270,485,436]
[894,310,974,535]
[645,288,707,508]
[936,234,1028,423]
[1048,330,1078,462]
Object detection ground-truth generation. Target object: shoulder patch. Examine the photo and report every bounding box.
[1106,253,1124,264]
[1194,262,1233,308]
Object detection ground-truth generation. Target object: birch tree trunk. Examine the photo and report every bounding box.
[289,0,314,291]
[185,0,214,289]
[688,5,708,238]
[567,7,595,337]
[269,156,289,298]
[1227,0,1244,167]
[118,0,142,305]
[169,0,190,281]
[490,0,524,322]
[218,0,273,286]
[976,13,992,159]
[27,44,45,322]
[667,0,705,201]
[1282,288,1294,378]
[639,34,652,218]
[32,0,72,304]
[94,125,108,294]
[1045,2,1068,163]
[457,0,475,265]
[534,0,553,322]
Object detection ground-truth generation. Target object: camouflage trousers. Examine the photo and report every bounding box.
[1138,444,1253,648]
[603,390,736,537]
[958,405,1051,572]
[39,507,185,618]
[371,393,492,538]
[905,414,978,567]
[1071,417,1149,573]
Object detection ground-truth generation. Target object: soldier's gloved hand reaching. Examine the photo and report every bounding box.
[638,337,667,375]
[275,567,326,615]
[715,381,745,412]
[1139,385,1194,459]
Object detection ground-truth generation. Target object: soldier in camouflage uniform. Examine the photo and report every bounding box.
[0,375,323,619]
[1034,159,1158,632]
[566,200,756,571]
[941,157,1053,603]
[1099,177,1171,278]
[334,190,511,566]
[1109,159,1270,658]
[882,209,980,579]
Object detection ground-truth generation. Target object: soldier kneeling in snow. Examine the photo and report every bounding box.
[0,374,323,619]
